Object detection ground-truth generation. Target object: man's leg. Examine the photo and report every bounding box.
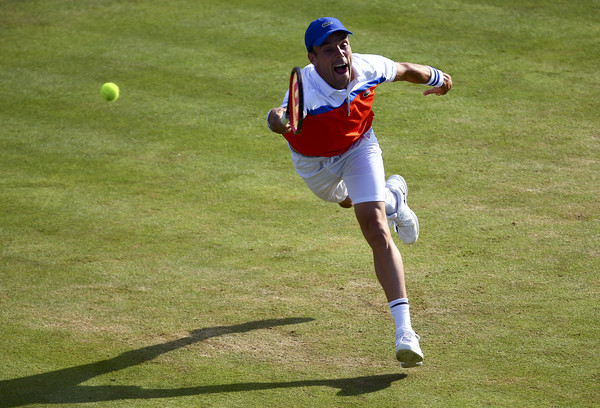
[353,201,405,301]
[354,201,423,368]
[338,196,353,208]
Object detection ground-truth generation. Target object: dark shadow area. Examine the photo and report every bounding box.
[0,317,406,406]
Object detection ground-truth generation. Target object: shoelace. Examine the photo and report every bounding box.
[396,331,420,344]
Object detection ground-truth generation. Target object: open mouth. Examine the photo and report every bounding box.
[334,63,348,75]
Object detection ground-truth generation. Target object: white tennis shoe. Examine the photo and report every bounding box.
[395,329,424,368]
[386,175,419,245]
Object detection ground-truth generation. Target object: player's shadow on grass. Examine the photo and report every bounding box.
[0,317,406,406]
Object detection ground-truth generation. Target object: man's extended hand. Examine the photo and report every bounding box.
[424,73,452,96]
[268,107,293,134]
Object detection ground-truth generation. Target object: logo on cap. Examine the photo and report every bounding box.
[322,21,333,28]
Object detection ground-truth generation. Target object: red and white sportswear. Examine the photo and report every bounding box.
[281,53,397,157]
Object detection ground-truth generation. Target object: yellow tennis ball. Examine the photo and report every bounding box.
[101,82,119,102]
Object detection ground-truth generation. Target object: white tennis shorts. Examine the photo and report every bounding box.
[290,128,386,205]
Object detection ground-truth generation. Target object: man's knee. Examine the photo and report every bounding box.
[362,219,393,249]
[354,201,394,247]
[338,196,353,208]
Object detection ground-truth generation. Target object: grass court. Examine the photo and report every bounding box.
[0,0,598,406]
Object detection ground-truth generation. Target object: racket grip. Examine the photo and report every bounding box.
[280,114,289,126]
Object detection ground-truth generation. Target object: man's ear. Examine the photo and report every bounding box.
[308,51,317,66]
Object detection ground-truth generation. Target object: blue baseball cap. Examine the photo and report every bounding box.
[304,17,353,52]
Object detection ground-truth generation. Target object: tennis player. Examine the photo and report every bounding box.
[267,17,452,368]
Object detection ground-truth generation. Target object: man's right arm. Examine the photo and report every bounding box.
[267,107,292,134]
[394,62,452,96]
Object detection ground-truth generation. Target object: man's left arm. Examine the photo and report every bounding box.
[394,62,452,96]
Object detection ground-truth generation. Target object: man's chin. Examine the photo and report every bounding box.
[333,73,350,88]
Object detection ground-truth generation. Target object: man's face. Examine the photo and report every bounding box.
[308,31,353,90]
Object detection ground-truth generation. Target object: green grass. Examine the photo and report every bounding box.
[1,0,598,407]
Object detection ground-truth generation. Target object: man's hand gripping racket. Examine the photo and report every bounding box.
[280,67,304,134]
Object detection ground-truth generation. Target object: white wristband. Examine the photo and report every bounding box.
[425,66,444,87]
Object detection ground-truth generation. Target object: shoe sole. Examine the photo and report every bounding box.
[396,348,424,368]
[402,208,419,245]
[388,176,419,245]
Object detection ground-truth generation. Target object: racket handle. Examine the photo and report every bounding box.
[280,114,289,126]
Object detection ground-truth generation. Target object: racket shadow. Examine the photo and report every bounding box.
[0,317,405,406]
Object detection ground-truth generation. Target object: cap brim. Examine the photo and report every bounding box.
[312,29,353,48]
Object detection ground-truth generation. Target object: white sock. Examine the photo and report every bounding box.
[384,188,397,216]
[389,298,412,332]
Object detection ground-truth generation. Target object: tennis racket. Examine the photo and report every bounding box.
[280,67,304,134]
